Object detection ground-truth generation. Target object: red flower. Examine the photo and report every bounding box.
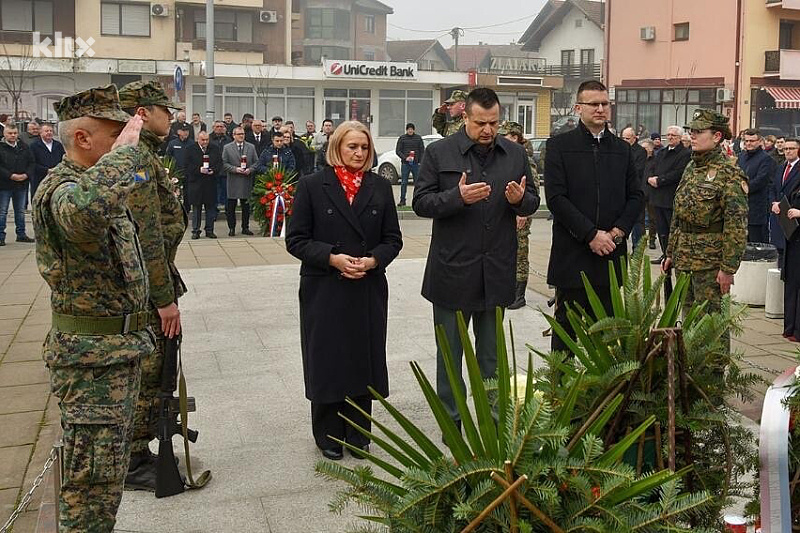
[260,196,268,205]
[276,173,283,181]
[287,185,294,192]
[267,193,275,201]
[266,182,274,190]
[591,486,601,500]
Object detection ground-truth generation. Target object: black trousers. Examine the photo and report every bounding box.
[191,202,216,233]
[226,198,250,230]
[748,223,769,243]
[310,396,371,451]
[653,206,673,254]
[552,285,614,352]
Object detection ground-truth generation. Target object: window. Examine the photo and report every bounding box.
[195,10,252,43]
[1,0,53,34]
[580,49,594,65]
[306,8,350,40]
[101,2,150,37]
[673,22,689,41]
[574,18,582,28]
[379,89,433,136]
[364,50,375,61]
[364,14,375,33]
[304,46,349,64]
[780,21,794,49]
[560,49,575,66]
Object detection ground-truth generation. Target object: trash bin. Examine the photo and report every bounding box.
[765,268,784,319]
[731,243,778,306]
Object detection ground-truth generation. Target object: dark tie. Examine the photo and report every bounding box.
[255,135,260,143]
[784,163,792,185]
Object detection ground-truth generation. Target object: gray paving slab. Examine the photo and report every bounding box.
[115,258,551,533]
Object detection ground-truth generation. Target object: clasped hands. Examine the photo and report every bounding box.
[458,172,526,205]
[236,167,251,175]
[9,173,28,182]
[329,253,378,279]
[589,228,624,256]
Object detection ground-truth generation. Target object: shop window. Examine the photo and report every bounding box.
[1,0,52,34]
[673,22,689,41]
[378,89,433,136]
[101,1,149,36]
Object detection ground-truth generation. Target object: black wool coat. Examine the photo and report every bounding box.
[286,167,403,403]
[413,128,540,311]
[648,143,691,209]
[184,143,223,206]
[544,122,643,289]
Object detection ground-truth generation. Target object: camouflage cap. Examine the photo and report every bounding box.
[53,85,131,123]
[685,108,732,140]
[498,120,523,136]
[444,89,468,104]
[118,81,182,112]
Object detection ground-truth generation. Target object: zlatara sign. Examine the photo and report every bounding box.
[323,60,417,80]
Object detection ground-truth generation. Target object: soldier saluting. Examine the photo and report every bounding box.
[663,109,748,323]
[432,89,467,137]
[32,86,153,532]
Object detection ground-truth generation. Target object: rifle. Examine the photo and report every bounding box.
[663,261,674,303]
[154,335,199,498]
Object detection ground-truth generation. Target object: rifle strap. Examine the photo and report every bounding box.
[177,340,212,489]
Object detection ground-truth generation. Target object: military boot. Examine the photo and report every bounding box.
[507,280,527,310]
[124,450,181,491]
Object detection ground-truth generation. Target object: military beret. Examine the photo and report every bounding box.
[118,81,182,112]
[53,85,131,123]
[685,108,732,140]
[444,89,468,104]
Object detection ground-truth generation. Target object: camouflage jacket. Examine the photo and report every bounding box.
[127,129,187,309]
[432,111,465,137]
[667,146,749,274]
[33,146,155,366]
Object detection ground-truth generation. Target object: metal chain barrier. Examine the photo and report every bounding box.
[0,443,62,533]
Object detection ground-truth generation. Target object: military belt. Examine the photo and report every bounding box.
[52,311,150,335]
[678,221,723,234]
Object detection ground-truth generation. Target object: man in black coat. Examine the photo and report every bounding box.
[184,131,222,239]
[245,119,270,158]
[396,122,425,206]
[646,125,691,262]
[413,87,540,426]
[621,126,647,248]
[29,123,65,199]
[0,124,35,245]
[544,80,643,352]
[738,129,777,242]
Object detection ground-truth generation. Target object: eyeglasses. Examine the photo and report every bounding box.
[233,132,244,136]
[577,101,611,109]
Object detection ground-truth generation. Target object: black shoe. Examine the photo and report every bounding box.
[648,239,657,250]
[241,228,254,236]
[191,232,200,240]
[349,444,369,460]
[507,280,527,310]
[0,240,5,247]
[16,235,34,243]
[650,255,665,265]
[321,448,343,460]
[125,451,157,491]
[206,232,217,239]
[228,229,235,237]
[396,200,406,207]
[441,420,462,446]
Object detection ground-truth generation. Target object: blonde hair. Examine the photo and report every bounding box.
[326,120,375,173]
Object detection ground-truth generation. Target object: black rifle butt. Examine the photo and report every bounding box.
[155,438,185,498]
[664,269,674,303]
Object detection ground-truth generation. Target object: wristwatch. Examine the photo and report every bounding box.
[612,232,624,245]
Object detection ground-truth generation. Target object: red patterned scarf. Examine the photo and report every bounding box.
[333,165,364,205]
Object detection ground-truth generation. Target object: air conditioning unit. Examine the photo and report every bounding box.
[640,26,656,41]
[259,10,278,23]
[150,3,169,17]
[716,88,734,103]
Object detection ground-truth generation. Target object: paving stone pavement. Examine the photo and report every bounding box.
[0,209,793,532]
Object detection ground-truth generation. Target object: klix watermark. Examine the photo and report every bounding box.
[32,32,95,58]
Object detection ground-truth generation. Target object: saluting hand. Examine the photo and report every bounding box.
[112,114,143,150]
[459,172,491,205]
[505,175,526,206]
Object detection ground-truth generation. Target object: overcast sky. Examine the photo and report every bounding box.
[380,0,549,46]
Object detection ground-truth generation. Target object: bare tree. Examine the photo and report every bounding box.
[245,63,278,119]
[0,43,40,120]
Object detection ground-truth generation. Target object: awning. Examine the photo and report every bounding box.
[764,87,800,109]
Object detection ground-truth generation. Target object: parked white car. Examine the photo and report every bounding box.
[374,134,442,184]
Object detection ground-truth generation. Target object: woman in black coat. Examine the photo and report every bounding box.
[286,121,403,460]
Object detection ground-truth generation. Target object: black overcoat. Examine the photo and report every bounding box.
[544,122,644,289]
[184,143,222,206]
[412,129,540,311]
[648,143,691,208]
[286,167,403,403]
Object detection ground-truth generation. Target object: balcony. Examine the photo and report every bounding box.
[479,62,601,79]
[765,49,800,79]
[767,0,800,8]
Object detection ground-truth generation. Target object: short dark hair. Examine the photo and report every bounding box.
[285,120,294,126]
[271,130,284,139]
[743,128,761,138]
[242,113,254,121]
[576,80,607,98]
[405,123,415,130]
[224,112,233,118]
[465,87,500,114]
[785,137,800,146]
[322,118,334,126]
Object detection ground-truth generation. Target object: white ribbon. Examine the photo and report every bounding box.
[269,193,286,237]
[759,367,795,532]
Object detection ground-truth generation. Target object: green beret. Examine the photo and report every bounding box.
[685,108,732,140]
[53,85,130,123]
[444,89,468,104]
[118,81,182,112]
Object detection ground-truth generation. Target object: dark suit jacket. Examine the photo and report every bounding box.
[184,143,223,206]
[0,140,34,191]
[648,143,691,208]
[29,138,65,184]
[770,159,800,250]
[544,122,643,289]
[739,147,777,225]
[413,129,540,310]
[245,131,271,158]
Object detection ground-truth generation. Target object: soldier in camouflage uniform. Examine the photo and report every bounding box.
[432,89,467,137]
[32,86,153,532]
[499,121,541,309]
[117,81,188,490]
[664,109,748,335]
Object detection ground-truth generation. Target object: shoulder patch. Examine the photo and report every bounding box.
[134,169,149,182]
[741,180,749,194]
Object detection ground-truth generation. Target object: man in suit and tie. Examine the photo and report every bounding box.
[222,126,258,236]
[245,119,270,158]
[185,131,222,239]
[771,138,800,268]
[29,123,65,199]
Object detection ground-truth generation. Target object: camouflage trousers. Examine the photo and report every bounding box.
[131,311,166,453]
[49,358,141,532]
[516,217,532,282]
[680,268,730,358]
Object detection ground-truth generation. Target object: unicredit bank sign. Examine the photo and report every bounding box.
[323,59,417,80]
